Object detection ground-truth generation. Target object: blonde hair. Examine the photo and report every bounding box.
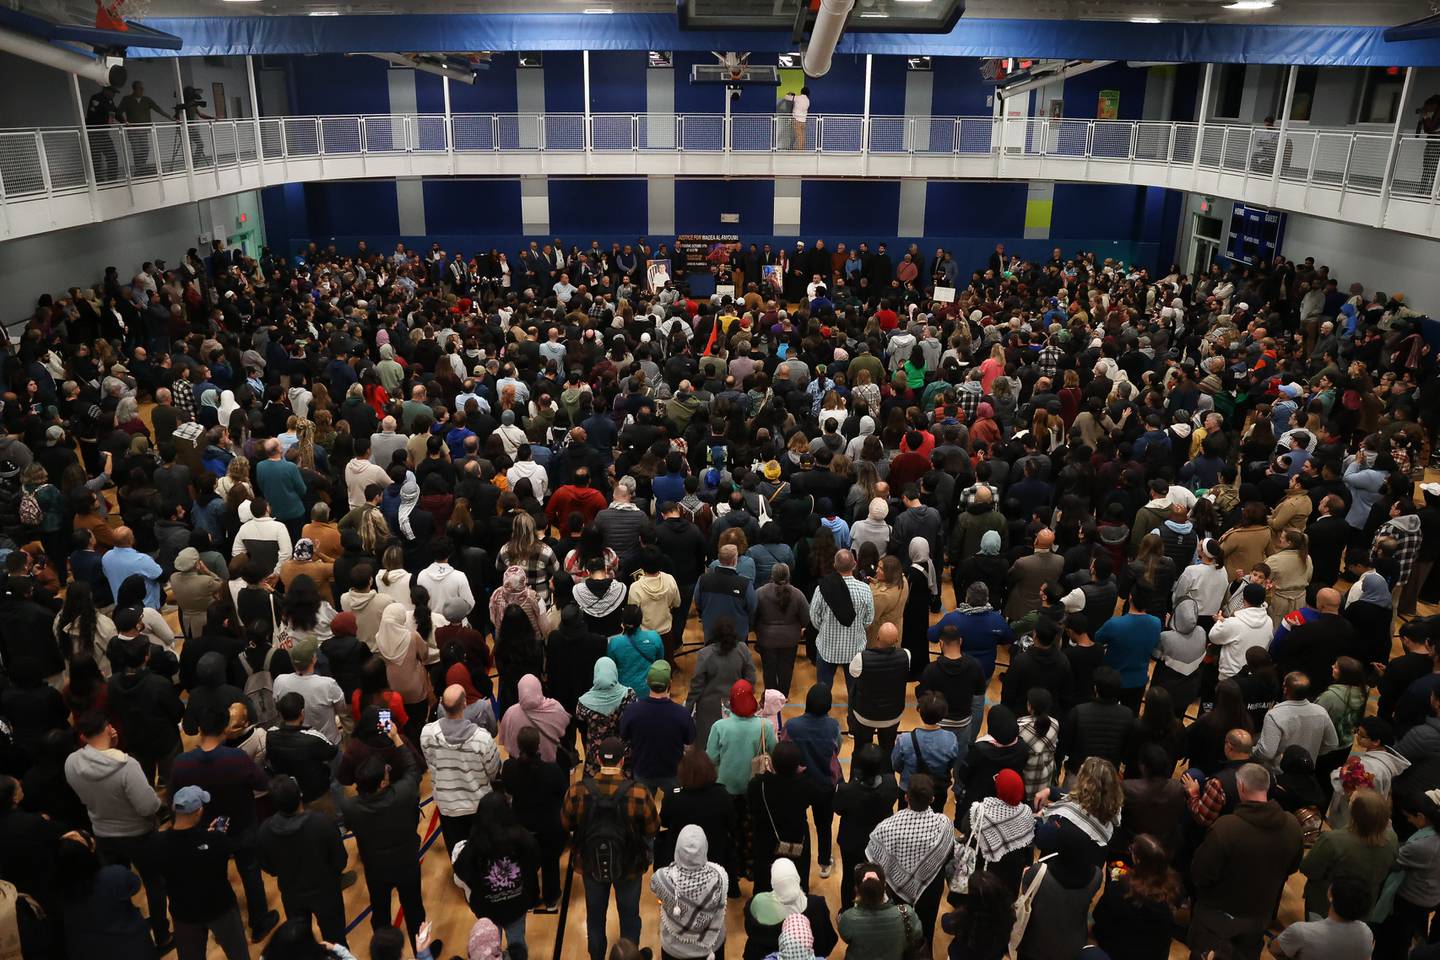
[1071,757,1124,824]
[506,512,540,562]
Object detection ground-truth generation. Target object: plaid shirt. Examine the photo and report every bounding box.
[497,543,560,602]
[1036,344,1064,379]
[171,380,197,423]
[561,772,659,880]
[1187,775,1228,827]
[1374,517,1423,586]
[1016,715,1058,800]
[810,575,875,666]
[957,388,985,421]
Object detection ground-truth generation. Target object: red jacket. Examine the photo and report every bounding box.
[545,484,609,528]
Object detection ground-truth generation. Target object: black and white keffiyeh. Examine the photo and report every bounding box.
[865,807,955,904]
[970,797,1035,863]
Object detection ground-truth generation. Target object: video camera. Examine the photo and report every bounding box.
[175,86,208,111]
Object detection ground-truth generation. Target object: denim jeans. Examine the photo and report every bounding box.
[814,657,851,701]
[582,874,642,960]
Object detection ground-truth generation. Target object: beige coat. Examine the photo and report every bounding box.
[867,579,909,644]
[1218,524,1272,582]
[1268,490,1312,545]
[1266,548,1313,628]
[1005,550,1066,621]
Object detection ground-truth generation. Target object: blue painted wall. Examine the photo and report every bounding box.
[549,178,648,235]
[869,56,909,116]
[1062,61,1149,120]
[287,54,392,116]
[264,176,1179,276]
[589,51,648,113]
[675,179,774,235]
[543,52,585,113]
[423,179,523,236]
[415,54,521,114]
[931,57,994,117]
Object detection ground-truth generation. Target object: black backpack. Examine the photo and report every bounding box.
[579,778,640,884]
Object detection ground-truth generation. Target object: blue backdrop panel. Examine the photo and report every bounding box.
[804,54,867,116]
[1061,62,1149,120]
[132,15,1440,67]
[802,180,901,237]
[1052,182,1145,238]
[304,181,400,237]
[924,180,1029,236]
[423,179,523,236]
[548,179,648,235]
[930,57,993,117]
[286,54,390,116]
[544,52,585,114]
[675,179,775,235]
[868,56,910,116]
[414,54,521,114]
[589,52,648,114]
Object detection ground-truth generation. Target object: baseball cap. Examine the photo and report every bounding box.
[646,660,672,692]
[290,637,318,669]
[173,785,210,814]
[597,737,626,766]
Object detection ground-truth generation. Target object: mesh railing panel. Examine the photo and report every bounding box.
[321,117,362,155]
[957,118,994,155]
[1091,123,1133,160]
[1346,135,1391,193]
[1170,124,1197,165]
[1198,126,1224,167]
[41,130,86,191]
[818,116,863,153]
[639,114,679,151]
[283,118,319,158]
[728,115,773,152]
[1135,123,1172,162]
[867,116,908,153]
[414,116,448,152]
[259,119,284,159]
[452,114,496,151]
[680,115,724,151]
[591,115,635,151]
[1390,136,1438,198]
[543,115,584,151]
[1311,132,1352,186]
[0,132,45,197]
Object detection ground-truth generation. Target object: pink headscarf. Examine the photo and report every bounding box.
[466,919,502,960]
[762,688,786,739]
[498,674,570,762]
[488,565,545,640]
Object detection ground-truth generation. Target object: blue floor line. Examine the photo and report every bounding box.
[341,796,440,935]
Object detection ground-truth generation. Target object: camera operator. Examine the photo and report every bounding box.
[85,84,121,182]
[175,87,214,165]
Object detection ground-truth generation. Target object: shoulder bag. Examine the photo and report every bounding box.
[761,780,804,858]
[750,724,774,777]
[1008,855,1053,959]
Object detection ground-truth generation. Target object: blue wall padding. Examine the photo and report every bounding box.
[422,179,523,236]
[588,52,648,114]
[675,179,775,235]
[134,15,1440,68]
[548,178,648,235]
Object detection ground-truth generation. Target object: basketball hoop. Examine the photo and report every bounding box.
[95,0,152,31]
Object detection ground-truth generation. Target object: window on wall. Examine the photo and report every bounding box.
[1288,67,1319,122]
[1358,67,1406,123]
[1214,64,1246,120]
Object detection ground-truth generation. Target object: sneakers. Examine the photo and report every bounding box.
[250,910,281,943]
[819,862,833,879]
[534,900,560,915]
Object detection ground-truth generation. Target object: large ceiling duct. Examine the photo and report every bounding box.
[802,0,856,78]
[0,24,123,85]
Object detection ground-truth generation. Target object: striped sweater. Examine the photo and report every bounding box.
[418,718,502,816]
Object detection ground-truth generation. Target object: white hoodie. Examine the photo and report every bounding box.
[1209,604,1273,680]
[233,506,292,574]
[416,562,476,619]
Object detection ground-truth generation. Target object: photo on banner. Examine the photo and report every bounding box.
[646,259,671,292]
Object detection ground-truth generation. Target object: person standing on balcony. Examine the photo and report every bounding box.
[118,80,167,174]
[85,84,121,183]
[1417,94,1440,194]
[793,86,810,150]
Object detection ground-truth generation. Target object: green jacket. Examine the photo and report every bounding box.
[838,903,921,960]
[1300,825,1398,919]
[705,714,775,796]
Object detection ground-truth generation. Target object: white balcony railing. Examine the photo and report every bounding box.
[2,112,1438,242]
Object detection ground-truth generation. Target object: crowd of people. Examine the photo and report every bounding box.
[0,231,1439,960]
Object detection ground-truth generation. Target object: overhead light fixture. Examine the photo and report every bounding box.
[859,11,890,16]
[307,9,341,14]
[1130,16,1161,23]
[893,0,932,4]
[1223,0,1275,9]
[582,6,614,11]
[221,0,264,4]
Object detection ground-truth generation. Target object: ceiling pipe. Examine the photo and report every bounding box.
[0,24,117,85]
[802,0,855,78]
[997,59,1114,99]
[359,52,477,85]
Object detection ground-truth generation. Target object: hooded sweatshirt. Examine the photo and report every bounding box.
[650,824,728,958]
[1192,800,1303,918]
[1209,604,1273,680]
[419,713,502,817]
[341,588,395,651]
[64,745,161,837]
[574,576,627,635]
[1157,598,1206,676]
[182,651,246,736]
[628,570,682,635]
[416,561,476,620]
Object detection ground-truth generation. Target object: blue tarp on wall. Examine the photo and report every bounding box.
[132,14,1440,67]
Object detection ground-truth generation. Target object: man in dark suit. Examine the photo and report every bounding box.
[988,242,1006,278]
[208,239,237,281]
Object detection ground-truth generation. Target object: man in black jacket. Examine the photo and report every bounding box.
[1058,666,1134,775]
[339,719,425,946]
[656,502,708,656]
[257,775,350,947]
[1000,617,1074,714]
[916,625,987,770]
[266,693,339,810]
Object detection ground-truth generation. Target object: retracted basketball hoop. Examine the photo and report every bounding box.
[95,0,152,31]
